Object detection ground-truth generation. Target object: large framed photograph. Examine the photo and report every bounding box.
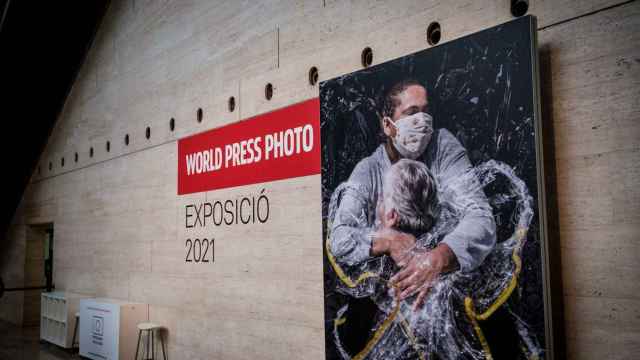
[320,15,551,360]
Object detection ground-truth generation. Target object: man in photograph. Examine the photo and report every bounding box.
[329,79,497,308]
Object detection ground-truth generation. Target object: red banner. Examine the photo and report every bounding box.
[178,98,321,195]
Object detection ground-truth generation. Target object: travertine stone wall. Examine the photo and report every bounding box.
[1,1,638,359]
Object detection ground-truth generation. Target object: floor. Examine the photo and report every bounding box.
[0,321,77,360]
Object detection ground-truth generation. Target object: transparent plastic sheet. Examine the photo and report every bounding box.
[326,160,540,360]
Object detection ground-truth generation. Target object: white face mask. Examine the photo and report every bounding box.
[387,112,434,159]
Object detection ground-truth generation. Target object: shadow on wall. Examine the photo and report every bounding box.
[538,43,566,360]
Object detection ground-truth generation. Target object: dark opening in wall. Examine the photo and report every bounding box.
[228,97,236,112]
[49,162,52,171]
[197,108,203,123]
[146,127,151,140]
[309,66,319,86]
[74,152,78,163]
[511,0,529,17]
[106,141,111,152]
[90,147,94,158]
[61,157,64,167]
[427,22,441,45]
[170,118,175,132]
[125,134,130,146]
[361,47,373,68]
[265,83,273,100]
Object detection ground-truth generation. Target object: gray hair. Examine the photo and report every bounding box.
[383,159,438,233]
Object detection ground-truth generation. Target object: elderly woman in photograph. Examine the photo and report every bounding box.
[327,155,538,360]
[328,158,485,359]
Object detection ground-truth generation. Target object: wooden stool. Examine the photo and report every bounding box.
[71,312,80,350]
[135,322,166,360]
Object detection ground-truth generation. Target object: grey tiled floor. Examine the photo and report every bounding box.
[0,321,76,360]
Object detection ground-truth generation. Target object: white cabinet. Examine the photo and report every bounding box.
[40,291,89,348]
[79,298,148,360]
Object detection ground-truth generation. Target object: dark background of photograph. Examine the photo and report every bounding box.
[320,16,546,359]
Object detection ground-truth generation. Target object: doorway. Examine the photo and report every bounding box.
[22,223,53,327]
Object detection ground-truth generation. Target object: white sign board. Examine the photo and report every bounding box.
[79,299,120,360]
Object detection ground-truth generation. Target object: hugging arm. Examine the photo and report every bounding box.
[329,162,377,267]
[329,185,376,267]
[436,130,497,272]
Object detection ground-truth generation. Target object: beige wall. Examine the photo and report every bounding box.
[1,0,639,359]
